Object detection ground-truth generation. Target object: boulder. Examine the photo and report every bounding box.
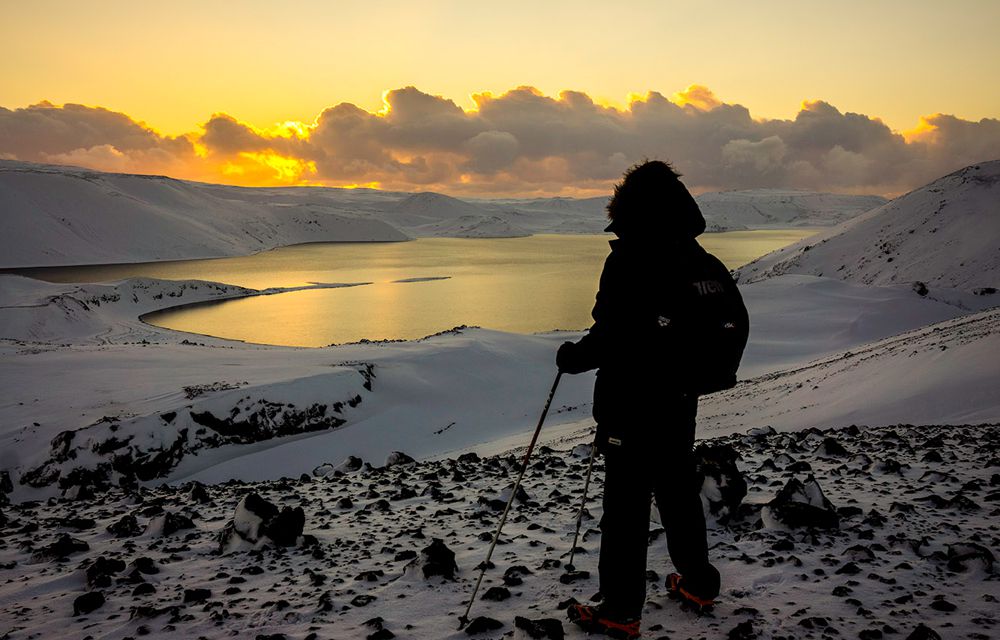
[411,538,458,580]
[218,492,305,552]
[696,443,748,524]
[107,514,143,538]
[385,451,416,467]
[514,616,565,639]
[464,617,503,635]
[73,591,105,616]
[762,476,839,529]
[32,533,89,561]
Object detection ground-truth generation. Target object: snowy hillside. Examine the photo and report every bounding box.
[412,214,531,238]
[0,161,409,268]
[1,272,992,500]
[736,160,1000,292]
[696,189,887,231]
[701,306,1000,432]
[1,160,888,268]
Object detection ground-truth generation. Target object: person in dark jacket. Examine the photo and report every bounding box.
[560,160,737,637]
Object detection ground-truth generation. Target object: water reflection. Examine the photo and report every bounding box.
[18,232,815,346]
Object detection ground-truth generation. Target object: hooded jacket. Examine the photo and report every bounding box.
[557,188,746,430]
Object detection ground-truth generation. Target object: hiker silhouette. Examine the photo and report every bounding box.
[557,160,748,629]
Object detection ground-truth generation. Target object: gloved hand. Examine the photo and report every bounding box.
[556,341,585,374]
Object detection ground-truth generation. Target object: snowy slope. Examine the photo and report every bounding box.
[0,161,409,268]
[736,160,1000,292]
[412,214,531,238]
[388,191,491,227]
[1,160,888,268]
[695,189,886,231]
[1,272,990,501]
[701,306,1000,433]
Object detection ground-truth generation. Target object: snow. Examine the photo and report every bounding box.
[0,161,409,268]
[0,160,998,639]
[736,160,1000,291]
[1,160,886,267]
[696,189,887,230]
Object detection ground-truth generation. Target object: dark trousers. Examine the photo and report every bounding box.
[597,397,720,619]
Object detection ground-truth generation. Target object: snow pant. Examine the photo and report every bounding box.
[597,394,720,619]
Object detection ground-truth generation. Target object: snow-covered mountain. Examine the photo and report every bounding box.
[736,160,1000,292]
[696,189,887,231]
[0,161,409,268]
[1,160,888,268]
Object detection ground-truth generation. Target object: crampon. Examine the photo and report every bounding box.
[666,572,715,612]
[567,603,641,639]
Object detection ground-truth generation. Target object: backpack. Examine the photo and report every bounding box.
[657,246,749,396]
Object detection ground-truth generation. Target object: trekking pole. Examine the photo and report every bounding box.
[566,438,597,571]
[458,371,563,629]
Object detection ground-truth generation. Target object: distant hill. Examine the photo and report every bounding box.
[0,160,408,268]
[0,159,891,268]
[696,189,887,230]
[736,160,1000,292]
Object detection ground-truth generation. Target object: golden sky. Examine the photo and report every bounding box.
[2,0,999,195]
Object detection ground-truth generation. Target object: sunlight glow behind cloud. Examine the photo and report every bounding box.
[1,86,997,197]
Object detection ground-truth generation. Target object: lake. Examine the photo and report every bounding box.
[18,231,814,346]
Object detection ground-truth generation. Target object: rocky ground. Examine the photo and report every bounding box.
[1,423,997,640]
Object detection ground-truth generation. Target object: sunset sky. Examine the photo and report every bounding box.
[2,0,998,196]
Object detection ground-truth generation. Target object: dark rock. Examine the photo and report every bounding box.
[367,630,395,640]
[155,512,195,537]
[385,451,415,466]
[103,514,140,539]
[33,533,89,561]
[482,586,511,601]
[0,470,12,494]
[695,443,748,523]
[417,538,458,580]
[728,620,757,640]
[337,456,364,472]
[764,476,839,529]
[188,482,210,503]
[86,556,126,588]
[929,598,956,612]
[73,591,105,616]
[464,616,503,635]
[128,557,159,575]
[351,594,376,607]
[261,506,305,546]
[905,624,942,640]
[514,616,565,639]
[132,583,156,597]
[946,542,994,572]
[816,437,849,457]
[183,588,211,603]
[559,570,590,584]
[218,492,305,550]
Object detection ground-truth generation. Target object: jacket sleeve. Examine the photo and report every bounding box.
[558,251,633,373]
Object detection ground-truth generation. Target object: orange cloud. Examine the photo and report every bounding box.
[1,87,998,196]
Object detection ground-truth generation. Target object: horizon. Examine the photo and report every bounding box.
[2,1,999,197]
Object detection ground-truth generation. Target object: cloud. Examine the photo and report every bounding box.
[1,87,997,196]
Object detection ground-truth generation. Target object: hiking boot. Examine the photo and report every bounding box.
[666,572,715,611]
[567,603,641,639]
